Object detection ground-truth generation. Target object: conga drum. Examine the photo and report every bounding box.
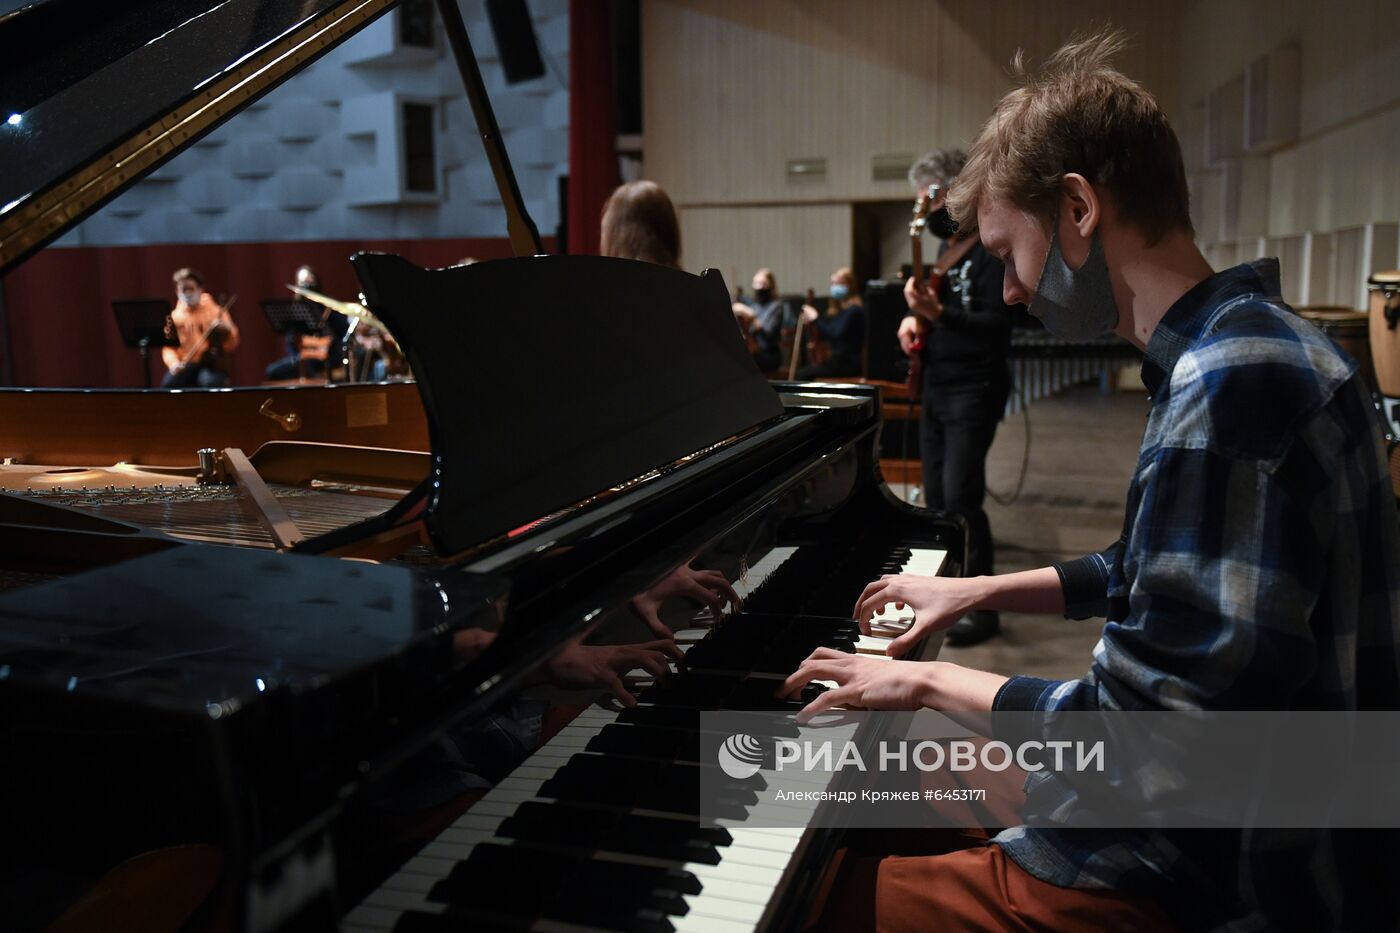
[1370,271,1400,440]
[1297,305,1373,388]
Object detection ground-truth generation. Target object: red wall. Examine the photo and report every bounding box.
[1,236,550,388]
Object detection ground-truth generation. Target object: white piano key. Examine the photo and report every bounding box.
[684,872,777,906]
[341,904,402,930]
[402,854,457,876]
[431,826,492,848]
[707,832,792,870]
[673,914,756,933]
[682,892,765,924]
[867,547,948,627]
[452,812,503,832]
[363,887,432,912]
[469,799,522,819]
[484,786,538,806]
[711,820,805,838]
[869,618,912,637]
[419,839,474,862]
[853,634,897,655]
[685,856,784,888]
[376,870,441,895]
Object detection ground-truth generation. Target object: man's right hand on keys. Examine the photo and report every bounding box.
[854,574,981,657]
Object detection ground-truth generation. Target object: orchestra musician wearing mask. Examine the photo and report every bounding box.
[797,267,865,379]
[736,267,791,372]
[162,267,238,388]
[264,265,349,382]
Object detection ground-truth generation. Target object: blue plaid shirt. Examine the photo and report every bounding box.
[991,260,1400,931]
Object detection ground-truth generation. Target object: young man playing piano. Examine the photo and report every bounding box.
[784,30,1400,932]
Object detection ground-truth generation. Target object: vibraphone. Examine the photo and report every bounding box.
[1005,330,1141,415]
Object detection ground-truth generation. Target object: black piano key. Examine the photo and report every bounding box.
[539,754,761,815]
[500,800,729,864]
[722,677,810,711]
[638,672,739,706]
[432,843,703,907]
[588,722,697,761]
[548,753,707,791]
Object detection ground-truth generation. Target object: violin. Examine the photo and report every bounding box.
[175,294,237,369]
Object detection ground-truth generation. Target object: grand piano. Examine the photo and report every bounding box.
[0,3,966,931]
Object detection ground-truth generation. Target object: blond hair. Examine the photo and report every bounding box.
[947,29,1192,245]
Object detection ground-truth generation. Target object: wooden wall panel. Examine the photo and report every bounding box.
[644,0,1182,207]
[1,236,529,387]
[645,0,1183,285]
[1180,0,1399,272]
[1268,107,1400,235]
[1177,0,1399,137]
[680,204,852,298]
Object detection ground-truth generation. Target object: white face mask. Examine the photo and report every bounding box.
[1028,221,1119,340]
[181,290,201,308]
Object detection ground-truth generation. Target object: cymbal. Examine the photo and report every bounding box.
[287,284,377,322]
[286,284,400,351]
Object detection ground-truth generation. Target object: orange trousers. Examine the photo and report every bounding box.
[807,737,1180,933]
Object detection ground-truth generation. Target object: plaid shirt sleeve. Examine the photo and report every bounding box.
[1052,543,1119,621]
[999,446,1331,714]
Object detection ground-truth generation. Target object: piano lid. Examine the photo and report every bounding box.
[351,252,786,557]
[0,544,500,714]
[0,0,399,275]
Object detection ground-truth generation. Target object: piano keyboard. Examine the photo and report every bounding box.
[341,707,858,933]
[678,544,947,651]
[344,542,947,933]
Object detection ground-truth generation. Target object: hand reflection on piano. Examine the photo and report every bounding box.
[630,561,742,637]
[537,638,683,708]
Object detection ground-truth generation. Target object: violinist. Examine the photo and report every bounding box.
[796,266,865,379]
[161,267,239,388]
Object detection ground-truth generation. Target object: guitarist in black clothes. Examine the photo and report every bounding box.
[899,149,1017,646]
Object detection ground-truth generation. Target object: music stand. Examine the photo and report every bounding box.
[262,300,330,381]
[112,299,178,388]
[260,299,326,337]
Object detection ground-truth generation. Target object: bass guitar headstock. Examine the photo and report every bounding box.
[908,183,940,237]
